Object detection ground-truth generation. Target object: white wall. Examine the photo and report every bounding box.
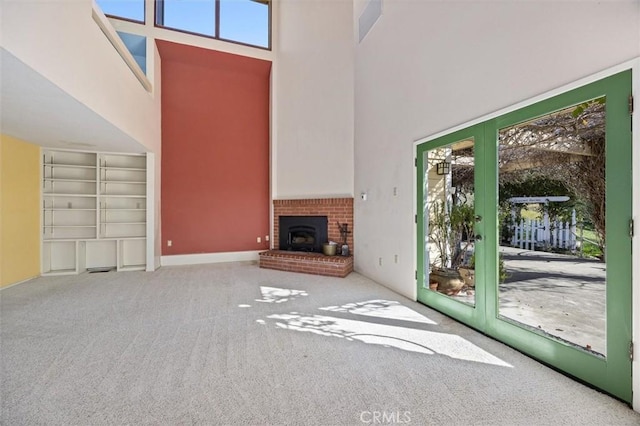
[1,0,160,154]
[353,0,640,299]
[273,0,355,199]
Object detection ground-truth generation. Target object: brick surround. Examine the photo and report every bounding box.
[273,198,354,251]
[259,197,354,277]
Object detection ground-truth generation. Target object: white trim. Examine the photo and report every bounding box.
[160,250,262,266]
[413,58,640,410]
[107,16,274,63]
[1,276,38,290]
[91,1,152,92]
[145,153,156,271]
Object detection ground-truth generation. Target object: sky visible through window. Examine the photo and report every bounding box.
[163,0,216,36]
[96,0,269,48]
[220,0,268,47]
[97,0,144,22]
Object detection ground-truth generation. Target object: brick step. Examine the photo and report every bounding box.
[259,250,353,278]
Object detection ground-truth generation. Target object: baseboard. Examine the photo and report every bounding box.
[160,250,262,266]
[0,275,38,290]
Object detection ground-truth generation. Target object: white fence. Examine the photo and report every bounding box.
[510,210,577,251]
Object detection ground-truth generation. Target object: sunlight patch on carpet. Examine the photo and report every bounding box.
[267,313,512,368]
[319,300,437,325]
[256,286,309,303]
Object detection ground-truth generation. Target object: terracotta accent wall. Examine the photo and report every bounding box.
[158,41,271,255]
[273,198,354,253]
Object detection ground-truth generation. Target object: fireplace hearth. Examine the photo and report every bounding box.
[260,198,353,277]
[279,216,328,253]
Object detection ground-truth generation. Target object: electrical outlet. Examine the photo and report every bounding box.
[167,240,172,247]
[257,237,261,243]
[378,257,383,266]
[265,235,269,242]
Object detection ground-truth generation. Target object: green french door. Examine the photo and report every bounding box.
[417,70,632,402]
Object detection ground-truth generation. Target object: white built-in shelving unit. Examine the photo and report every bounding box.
[42,149,149,275]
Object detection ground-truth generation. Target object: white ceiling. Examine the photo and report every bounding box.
[0,48,146,153]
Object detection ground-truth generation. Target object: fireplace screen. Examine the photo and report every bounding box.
[279,216,328,253]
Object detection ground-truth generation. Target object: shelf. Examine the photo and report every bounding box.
[44,178,97,183]
[102,166,146,171]
[43,237,146,242]
[43,193,97,197]
[100,154,146,170]
[44,208,97,211]
[43,163,96,169]
[43,225,96,228]
[100,194,147,198]
[103,222,146,225]
[44,235,97,240]
[101,208,146,211]
[102,180,146,184]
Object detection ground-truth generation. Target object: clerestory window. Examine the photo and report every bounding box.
[156,0,270,49]
[96,0,145,23]
[96,0,270,50]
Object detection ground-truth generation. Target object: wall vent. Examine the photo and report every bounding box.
[359,0,382,43]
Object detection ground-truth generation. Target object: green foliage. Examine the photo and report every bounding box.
[468,252,508,283]
[571,97,605,118]
[498,254,508,283]
[582,242,603,259]
[429,200,475,269]
[500,175,576,214]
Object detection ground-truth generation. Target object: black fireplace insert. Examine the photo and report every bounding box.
[279,216,328,253]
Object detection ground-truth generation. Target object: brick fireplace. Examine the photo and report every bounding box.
[259,197,354,277]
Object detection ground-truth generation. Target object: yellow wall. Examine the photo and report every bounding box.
[1,134,40,287]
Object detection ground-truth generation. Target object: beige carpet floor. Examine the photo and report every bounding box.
[2,262,639,425]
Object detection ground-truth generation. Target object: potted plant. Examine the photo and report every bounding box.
[456,252,509,289]
[428,200,475,294]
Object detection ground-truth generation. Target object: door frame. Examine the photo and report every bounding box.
[413,59,640,408]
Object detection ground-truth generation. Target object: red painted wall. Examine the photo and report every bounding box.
[158,41,271,255]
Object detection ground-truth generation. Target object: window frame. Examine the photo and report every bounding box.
[155,0,272,51]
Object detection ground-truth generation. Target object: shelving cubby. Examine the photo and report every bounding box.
[41,149,148,275]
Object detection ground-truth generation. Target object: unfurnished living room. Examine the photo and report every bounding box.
[2,1,640,424]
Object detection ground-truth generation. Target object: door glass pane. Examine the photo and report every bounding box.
[423,139,476,306]
[498,98,606,356]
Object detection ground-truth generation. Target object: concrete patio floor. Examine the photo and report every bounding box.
[498,246,607,354]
